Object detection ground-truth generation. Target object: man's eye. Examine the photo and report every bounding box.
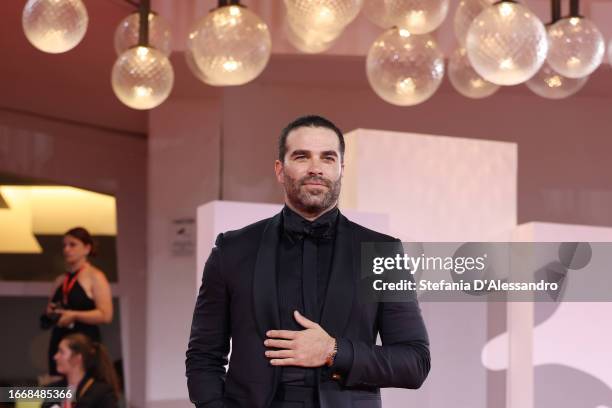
[324,156,335,162]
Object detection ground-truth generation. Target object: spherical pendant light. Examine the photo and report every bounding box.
[284,0,361,53]
[22,0,88,53]
[114,11,172,57]
[366,28,444,106]
[285,20,338,53]
[112,46,174,110]
[190,5,271,86]
[363,0,449,34]
[466,1,548,86]
[448,48,499,99]
[186,27,214,84]
[453,0,493,46]
[525,62,588,99]
[284,0,363,33]
[546,17,604,79]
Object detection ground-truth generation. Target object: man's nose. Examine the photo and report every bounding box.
[307,159,323,174]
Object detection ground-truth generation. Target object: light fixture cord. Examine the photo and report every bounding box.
[218,0,241,6]
[551,0,561,23]
[569,0,580,17]
[138,0,150,46]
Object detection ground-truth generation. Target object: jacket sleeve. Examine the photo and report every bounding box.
[186,233,230,407]
[341,239,431,389]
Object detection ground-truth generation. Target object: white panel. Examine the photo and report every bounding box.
[340,128,519,408]
[484,222,612,408]
[341,129,517,242]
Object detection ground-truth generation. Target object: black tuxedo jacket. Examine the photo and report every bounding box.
[186,211,430,408]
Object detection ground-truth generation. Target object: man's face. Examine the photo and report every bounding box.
[275,126,343,216]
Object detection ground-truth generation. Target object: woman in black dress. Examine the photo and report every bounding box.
[44,227,113,375]
[42,333,120,408]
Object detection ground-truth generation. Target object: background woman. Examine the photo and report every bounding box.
[44,227,113,375]
[42,333,120,408]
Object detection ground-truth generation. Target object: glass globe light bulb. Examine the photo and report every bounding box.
[366,28,444,106]
[22,0,88,53]
[449,48,499,99]
[466,1,548,86]
[112,46,174,110]
[114,11,172,57]
[285,5,343,51]
[454,0,493,46]
[363,0,449,34]
[285,20,338,53]
[190,5,272,86]
[185,48,208,83]
[284,0,363,33]
[185,28,217,84]
[525,62,588,99]
[546,17,604,79]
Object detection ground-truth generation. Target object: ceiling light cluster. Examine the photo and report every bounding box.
[21,0,612,109]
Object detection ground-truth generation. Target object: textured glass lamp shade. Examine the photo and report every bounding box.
[285,20,338,53]
[546,17,604,79]
[190,5,271,86]
[526,62,588,99]
[186,28,213,84]
[449,48,499,99]
[366,29,444,106]
[466,1,548,86]
[363,0,449,34]
[22,0,88,53]
[114,12,172,57]
[453,0,493,46]
[284,0,363,33]
[185,47,210,84]
[112,46,174,110]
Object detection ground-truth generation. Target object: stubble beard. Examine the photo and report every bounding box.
[284,172,341,215]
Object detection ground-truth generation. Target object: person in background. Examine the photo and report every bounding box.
[42,333,120,408]
[44,227,113,376]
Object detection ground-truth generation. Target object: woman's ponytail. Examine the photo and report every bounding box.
[62,334,121,399]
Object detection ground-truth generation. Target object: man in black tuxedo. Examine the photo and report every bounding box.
[186,115,430,408]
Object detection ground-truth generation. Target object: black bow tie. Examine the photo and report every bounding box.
[282,207,338,241]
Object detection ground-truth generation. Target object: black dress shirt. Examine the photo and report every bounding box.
[277,205,353,385]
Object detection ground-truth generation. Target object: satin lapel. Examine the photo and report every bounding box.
[320,213,355,337]
[252,212,282,341]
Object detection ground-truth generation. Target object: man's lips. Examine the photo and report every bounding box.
[303,182,328,187]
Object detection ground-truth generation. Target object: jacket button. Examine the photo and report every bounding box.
[332,373,342,380]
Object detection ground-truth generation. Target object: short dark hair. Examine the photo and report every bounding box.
[278,115,345,162]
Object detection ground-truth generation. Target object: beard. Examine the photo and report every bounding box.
[284,172,341,215]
